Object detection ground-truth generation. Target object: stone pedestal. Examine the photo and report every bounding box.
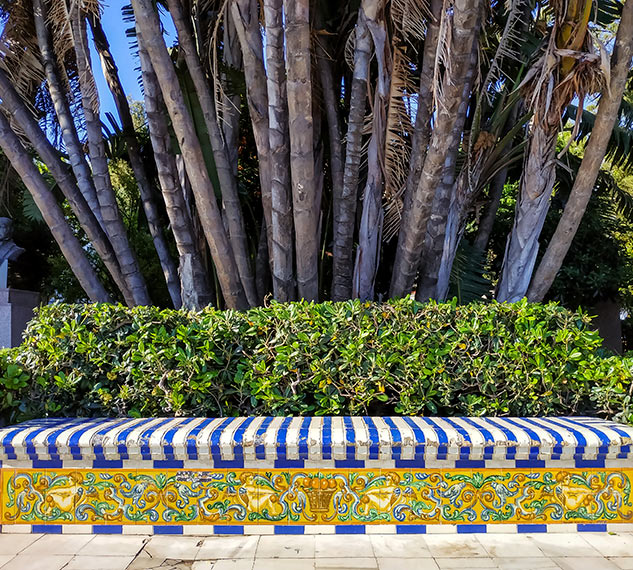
[0,288,40,348]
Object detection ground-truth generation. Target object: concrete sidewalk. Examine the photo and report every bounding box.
[0,532,632,569]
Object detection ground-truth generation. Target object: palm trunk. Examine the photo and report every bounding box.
[528,0,633,302]
[222,6,242,174]
[138,36,213,309]
[230,0,273,247]
[0,112,110,302]
[473,166,509,251]
[390,0,482,299]
[89,14,181,309]
[405,0,442,201]
[353,0,389,300]
[282,0,319,301]
[0,69,132,304]
[132,0,248,310]
[263,0,295,302]
[166,0,257,307]
[331,7,372,301]
[496,121,556,302]
[416,42,478,302]
[317,40,345,247]
[31,0,102,228]
[71,8,151,306]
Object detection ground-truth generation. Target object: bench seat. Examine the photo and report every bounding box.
[0,416,631,535]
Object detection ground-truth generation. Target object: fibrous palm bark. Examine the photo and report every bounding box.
[353,0,389,301]
[89,14,181,309]
[264,0,295,302]
[231,0,273,246]
[132,0,248,310]
[390,0,483,299]
[71,6,151,306]
[31,0,102,227]
[283,0,319,301]
[0,68,131,303]
[138,32,213,309]
[0,111,110,302]
[528,0,633,302]
[167,0,257,307]
[331,6,372,301]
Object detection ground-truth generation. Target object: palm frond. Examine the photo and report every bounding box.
[448,239,492,303]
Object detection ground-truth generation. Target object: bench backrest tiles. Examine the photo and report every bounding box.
[0,416,631,535]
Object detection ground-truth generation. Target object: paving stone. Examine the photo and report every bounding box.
[205,561,254,570]
[64,554,135,569]
[0,553,73,570]
[0,533,43,555]
[423,535,489,558]
[80,534,148,557]
[315,558,377,569]
[252,559,315,570]
[477,534,546,558]
[611,558,633,569]
[143,536,203,560]
[554,557,620,570]
[377,559,440,570]
[196,535,259,559]
[20,533,94,555]
[256,535,315,558]
[370,535,432,558]
[527,533,601,558]
[495,558,560,569]
[315,535,374,559]
[434,558,497,569]
[581,533,633,557]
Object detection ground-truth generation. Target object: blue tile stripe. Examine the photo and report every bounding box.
[1,416,633,464]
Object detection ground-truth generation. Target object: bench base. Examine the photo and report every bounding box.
[2,464,632,532]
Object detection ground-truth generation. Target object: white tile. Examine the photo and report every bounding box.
[477,534,545,558]
[303,525,336,535]
[183,525,216,536]
[0,556,13,567]
[496,558,559,569]
[424,526,457,535]
[0,525,31,534]
[0,534,43,555]
[581,533,633,557]
[528,533,600,557]
[547,524,578,533]
[208,561,254,570]
[0,554,73,570]
[377,559,439,570]
[122,525,153,535]
[435,559,497,569]
[365,525,396,535]
[316,559,377,569]
[485,524,517,534]
[21,533,93,555]
[315,535,373,558]
[252,560,314,570]
[64,555,135,569]
[61,525,94,534]
[611,558,633,569]
[143,535,203,559]
[608,525,633,533]
[244,526,275,535]
[190,561,215,570]
[256,535,315,558]
[370,535,431,558]
[80,535,148,556]
[554,557,619,570]
[125,550,165,570]
[423,535,488,558]
[196,536,259,559]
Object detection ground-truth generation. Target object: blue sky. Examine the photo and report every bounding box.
[92,1,176,121]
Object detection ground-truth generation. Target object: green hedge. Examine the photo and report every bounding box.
[0,298,631,425]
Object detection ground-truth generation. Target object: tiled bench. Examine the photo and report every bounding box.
[0,416,632,535]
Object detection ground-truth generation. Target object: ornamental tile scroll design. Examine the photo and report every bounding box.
[2,468,633,526]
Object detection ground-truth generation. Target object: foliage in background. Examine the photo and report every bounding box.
[0,299,631,425]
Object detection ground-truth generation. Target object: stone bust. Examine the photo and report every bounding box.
[0,217,25,265]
